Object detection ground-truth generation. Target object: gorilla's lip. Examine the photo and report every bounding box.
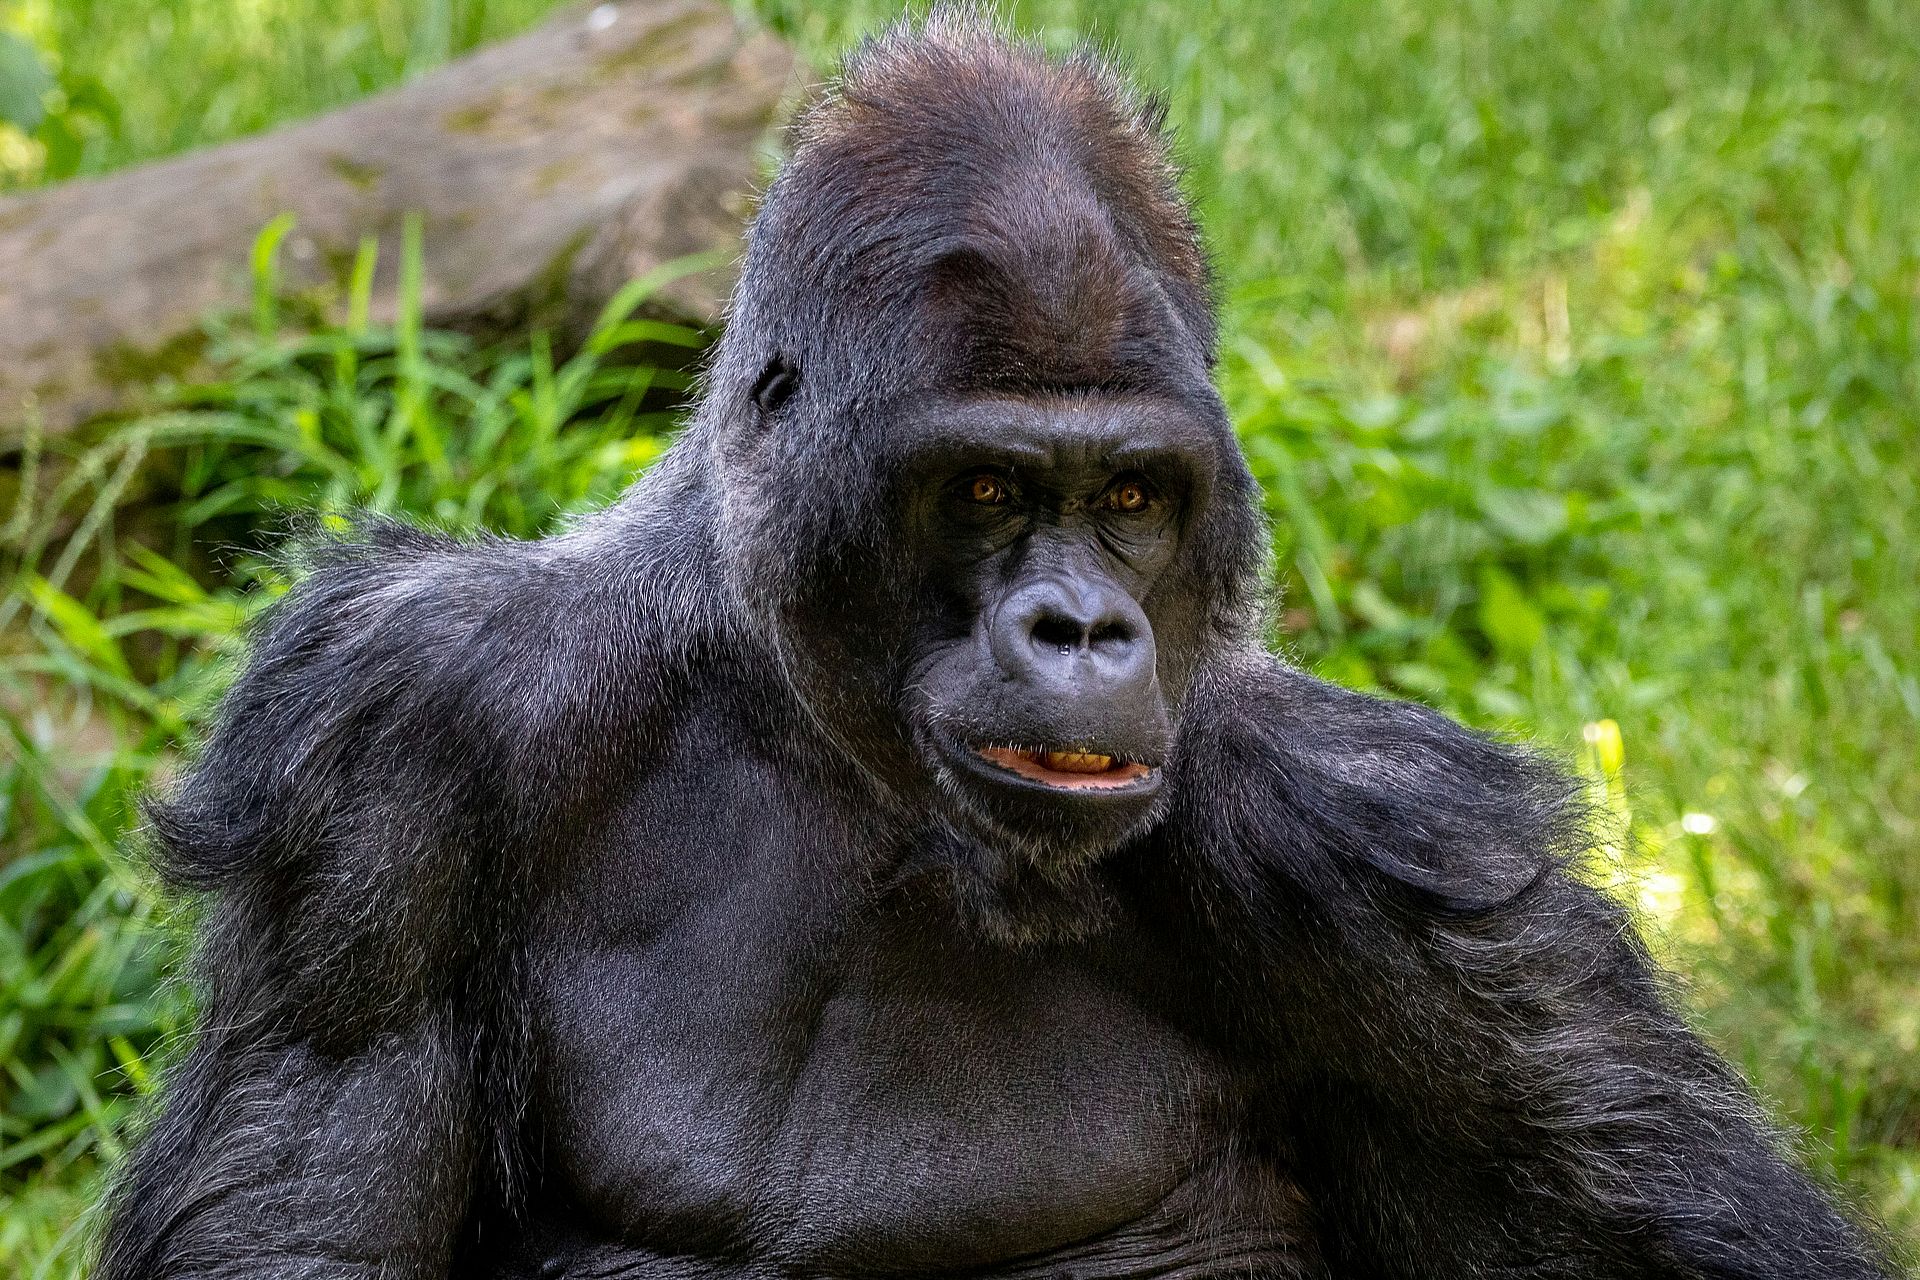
[955,740,1163,795]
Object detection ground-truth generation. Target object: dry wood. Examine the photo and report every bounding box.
[0,0,795,438]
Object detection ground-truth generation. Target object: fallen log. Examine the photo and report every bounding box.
[0,0,795,439]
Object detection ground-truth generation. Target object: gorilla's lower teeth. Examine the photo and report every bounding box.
[1039,750,1115,774]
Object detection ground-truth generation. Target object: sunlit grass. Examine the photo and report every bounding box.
[0,0,561,185]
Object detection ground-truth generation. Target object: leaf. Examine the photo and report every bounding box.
[22,575,133,681]
[1489,401,1564,435]
[9,1060,79,1126]
[1397,406,1452,443]
[1473,680,1529,720]
[0,31,53,132]
[1476,486,1570,545]
[1340,393,1402,433]
[250,212,298,338]
[1350,580,1412,632]
[1386,662,1454,699]
[1477,565,1548,659]
[59,72,121,129]
[37,108,84,181]
[585,250,729,353]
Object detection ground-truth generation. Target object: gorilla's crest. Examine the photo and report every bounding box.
[719,8,1217,408]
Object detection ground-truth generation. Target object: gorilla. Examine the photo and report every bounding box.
[100,12,1893,1280]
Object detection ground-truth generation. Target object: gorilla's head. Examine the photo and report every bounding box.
[699,12,1266,928]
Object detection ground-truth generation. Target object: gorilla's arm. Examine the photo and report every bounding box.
[1175,657,1891,1280]
[97,523,614,1279]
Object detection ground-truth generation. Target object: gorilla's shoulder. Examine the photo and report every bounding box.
[1170,655,1587,912]
[145,518,677,892]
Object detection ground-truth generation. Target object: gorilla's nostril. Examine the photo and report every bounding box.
[1030,613,1085,653]
[995,580,1154,679]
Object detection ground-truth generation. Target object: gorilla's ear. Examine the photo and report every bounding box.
[751,354,800,418]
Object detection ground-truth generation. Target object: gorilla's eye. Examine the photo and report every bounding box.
[1104,480,1153,514]
[967,474,1010,505]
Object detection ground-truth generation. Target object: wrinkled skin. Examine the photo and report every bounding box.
[97,13,1893,1280]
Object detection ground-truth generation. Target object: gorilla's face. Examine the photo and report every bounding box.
[894,393,1220,862]
[725,379,1242,897]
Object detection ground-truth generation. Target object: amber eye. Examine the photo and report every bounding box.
[967,474,1009,505]
[1106,480,1151,513]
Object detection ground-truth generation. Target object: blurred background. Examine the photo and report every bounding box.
[1,0,1915,1274]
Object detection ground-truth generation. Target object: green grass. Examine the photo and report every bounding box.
[4,0,1918,1273]
[2,230,699,1271]
[0,0,562,186]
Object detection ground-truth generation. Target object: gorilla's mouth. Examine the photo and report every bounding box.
[970,744,1158,791]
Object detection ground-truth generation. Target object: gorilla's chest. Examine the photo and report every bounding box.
[516,756,1316,1276]
[531,930,1231,1269]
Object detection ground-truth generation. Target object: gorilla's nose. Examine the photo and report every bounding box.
[992,578,1156,700]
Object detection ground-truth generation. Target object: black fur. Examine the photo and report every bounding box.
[99,10,1894,1279]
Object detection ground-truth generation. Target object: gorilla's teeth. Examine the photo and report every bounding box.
[1040,749,1115,774]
